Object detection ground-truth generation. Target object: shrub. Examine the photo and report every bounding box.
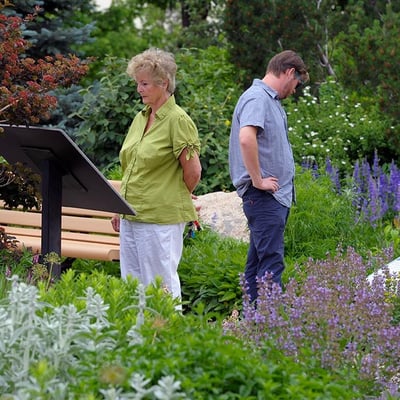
[179,228,246,316]
[224,247,400,397]
[72,56,142,170]
[175,46,241,194]
[284,166,387,276]
[0,162,41,210]
[0,271,362,399]
[285,80,396,172]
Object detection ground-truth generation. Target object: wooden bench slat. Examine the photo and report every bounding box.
[3,227,42,238]
[109,180,121,192]
[61,215,116,234]
[5,227,119,245]
[0,203,116,219]
[62,240,119,261]
[10,235,41,254]
[1,211,117,235]
[0,179,122,261]
[61,207,115,218]
[0,209,42,228]
[12,235,120,261]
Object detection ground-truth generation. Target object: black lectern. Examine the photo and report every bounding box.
[0,125,135,277]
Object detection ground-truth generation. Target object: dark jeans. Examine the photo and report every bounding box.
[242,185,290,302]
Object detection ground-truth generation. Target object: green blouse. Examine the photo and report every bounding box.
[119,95,201,224]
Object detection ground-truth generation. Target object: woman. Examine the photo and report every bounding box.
[111,48,201,302]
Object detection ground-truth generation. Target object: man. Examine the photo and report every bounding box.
[229,50,309,302]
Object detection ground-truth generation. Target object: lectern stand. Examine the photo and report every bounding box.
[0,125,135,277]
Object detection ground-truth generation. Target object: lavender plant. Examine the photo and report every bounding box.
[297,152,400,259]
[224,247,400,397]
[351,152,400,228]
[302,151,400,230]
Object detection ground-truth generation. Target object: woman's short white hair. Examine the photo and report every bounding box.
[126,48,177,94]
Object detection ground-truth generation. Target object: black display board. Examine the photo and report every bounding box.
[0,125,135,276]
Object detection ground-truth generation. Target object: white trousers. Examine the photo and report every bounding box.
[120,219,185,299]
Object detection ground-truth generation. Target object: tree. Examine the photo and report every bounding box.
[223,0,400,88]
[1,0,97,131]
[176,0,225,49]
[0,9,89,125]
[78,0,225,80]
[80,0,179,79]
[1,0,96,58]
[0,2,90,207]
[223,0,343,87]
[142,0,224,49]
[332,3,400,155]
[146,0,211,27]
[223,0,400,162]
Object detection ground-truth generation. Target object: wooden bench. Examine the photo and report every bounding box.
[0,180,122,262]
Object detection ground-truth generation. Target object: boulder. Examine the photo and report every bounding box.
[367,256,400,286]
[193,191,249,242]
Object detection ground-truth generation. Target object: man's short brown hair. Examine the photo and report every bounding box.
[267,50,309,83]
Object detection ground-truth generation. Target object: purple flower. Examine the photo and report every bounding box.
[224,247,400,394]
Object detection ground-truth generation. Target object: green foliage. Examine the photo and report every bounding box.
[45,85,87,133]
[225,247,399,397]
[104,163,123,180]
[332,3,400,153]
[3,0,96,58]
[72,56,142,169]
[223,0,341,87]
[179,228,247,316]
[176,0,225,49]
[0,162,41,210]
[384,223,400,257]
[0,250,67,300]
[0,272,363,398]
[176,46,241,194]
[71,257,121,277]
[285,169,354,263]
[285,168,387,265]
[285,80,396,170]
[81,1,180,79]
[0,247,32,299]
[38,269,178,319]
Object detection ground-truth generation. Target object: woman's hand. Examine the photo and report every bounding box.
[191,193,201,214]
[111,214,120,232]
